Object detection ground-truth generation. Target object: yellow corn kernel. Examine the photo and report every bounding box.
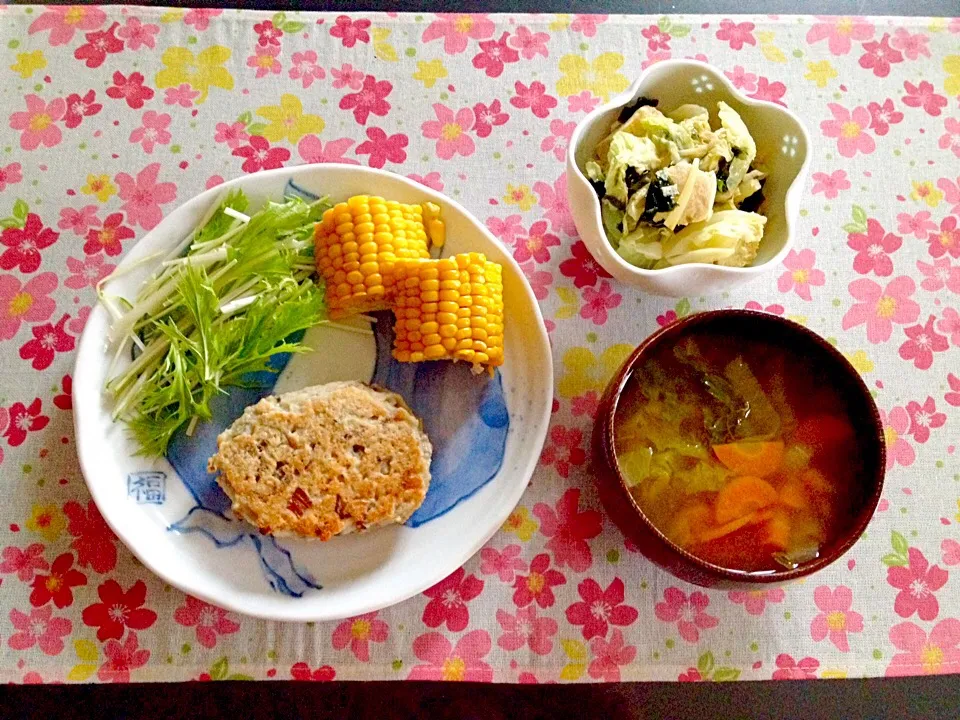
[427,218,445,248]
[390,253,504,371]
[315,195,434,318]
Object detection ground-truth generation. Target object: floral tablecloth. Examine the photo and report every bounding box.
[1,6,959,684]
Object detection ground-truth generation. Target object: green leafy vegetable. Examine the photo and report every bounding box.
[722,356,781,440]
[102,190,331,457]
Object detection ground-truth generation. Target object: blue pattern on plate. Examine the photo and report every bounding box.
[165,357,322,598]
[368,311,509,526]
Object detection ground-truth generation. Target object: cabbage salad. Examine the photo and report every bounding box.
[585,98,767,269]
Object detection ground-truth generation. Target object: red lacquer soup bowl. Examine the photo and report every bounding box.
[592,310,886,588]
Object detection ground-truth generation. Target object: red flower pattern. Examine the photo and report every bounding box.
[253,20,283,47]
[473,100,509,138]
[905,397,946,443]
[867,98,904,136]
[422,567,484,632]
[512,553,566,608]
[29,552,87,609]
[898,315,949,370]
[509,81,557,119]
[355,127,408,168]
[98,631,149,683]
[63,500,117,574]
[106,71,155,110]
[903,81,948,117]
[1,214,58,273]
[716,19,756,50]
[532,489,603,572]
[0,543,49,582]
[74,22,124,69]
[330,15,370,48]
[560,240,612,288]
[539,425,586,478]
[887,547,948,621]
[83,212,134,257]
[19,314,75,370]
[565,577,639,640]
[63,90,102,129]
[472,32,519,79]
[859,33,903,77]
[772,654,820,680]
[233,136,291,173]
[5,398,49,447]
[339,74,392,125]
[53,373,72,410]
[174,596,241,648]
[641,25,671,51]
[290,662,336,681]
[82,579,157,641]
[848,219,902,276]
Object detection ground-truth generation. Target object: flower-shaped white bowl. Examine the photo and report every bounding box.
[567,59,810,297]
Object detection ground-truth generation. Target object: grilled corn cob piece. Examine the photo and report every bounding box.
[392,253,504,373]
[314,195,431,318]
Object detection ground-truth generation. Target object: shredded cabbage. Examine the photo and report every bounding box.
[662,209,766,267]
[717,101,756,193]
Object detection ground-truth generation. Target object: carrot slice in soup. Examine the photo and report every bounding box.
[698,508,774,544]
[712,441,785,477]
[714,475,779,524]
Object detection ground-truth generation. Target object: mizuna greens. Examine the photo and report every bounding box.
[100,190,332,457]
[586,97,768,269]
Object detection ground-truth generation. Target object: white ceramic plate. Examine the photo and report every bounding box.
[73,165,553,622]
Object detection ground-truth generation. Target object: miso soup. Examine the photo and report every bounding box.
[614,324,866,574]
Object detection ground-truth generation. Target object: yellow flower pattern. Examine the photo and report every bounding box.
[81,174,117,202]
[557,344,634,398]
[256,94,324,144]
[155,46,234,104]
[502,184,536,211]
[26,503,65,542]
[804,60,838,88]
[911,181,943,208]
[502,506,538,541]
[10,50,46,79]
[413,59,448,89]
[944,55,960,97]
[843,350,874,375]
[556,53,629,101]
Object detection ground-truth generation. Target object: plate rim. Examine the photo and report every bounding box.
[72,163,554,621]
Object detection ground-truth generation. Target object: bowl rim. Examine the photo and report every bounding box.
[567,58,811,278]
[597,309,886,583]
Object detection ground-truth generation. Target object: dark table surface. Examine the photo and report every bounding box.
[5,0,960,717]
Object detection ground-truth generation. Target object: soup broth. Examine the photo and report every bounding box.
[614,327,862,574]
